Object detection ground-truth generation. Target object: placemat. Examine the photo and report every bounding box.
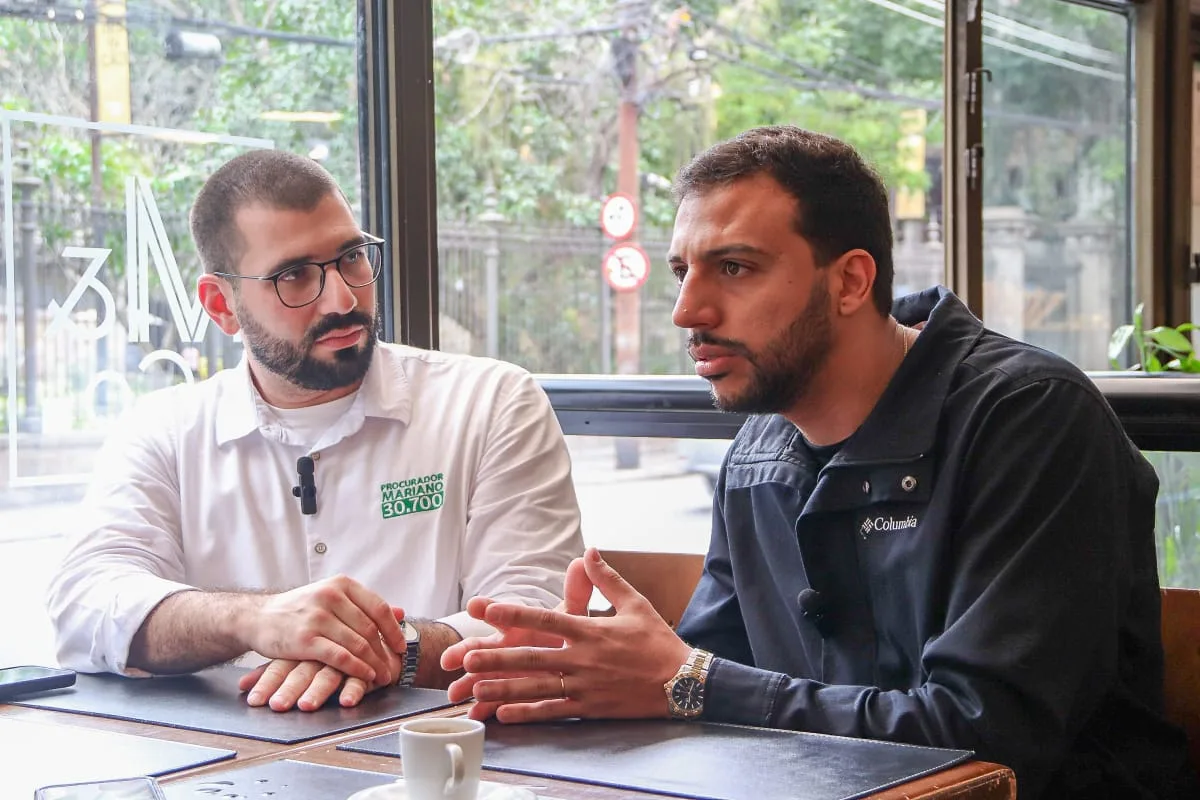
[339,719,974,800]
[3,716,234,798]
[161,759,396,799]
[11,665,457,743]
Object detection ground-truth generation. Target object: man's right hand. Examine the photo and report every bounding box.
[241,575,405,684]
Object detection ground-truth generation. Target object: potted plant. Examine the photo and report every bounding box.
[1108,303,1200,372]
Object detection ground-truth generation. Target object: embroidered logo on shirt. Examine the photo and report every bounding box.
[859,514,919,538]
[380,473,445,519]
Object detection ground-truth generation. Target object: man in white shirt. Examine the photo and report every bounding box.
[46,149,584,712]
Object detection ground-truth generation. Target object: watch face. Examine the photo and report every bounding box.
[671,676,703,712]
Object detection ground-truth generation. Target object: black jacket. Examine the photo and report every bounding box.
[678,287,1195,798]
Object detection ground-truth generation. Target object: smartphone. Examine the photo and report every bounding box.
[35,777,166,800]
[0,664,77,701]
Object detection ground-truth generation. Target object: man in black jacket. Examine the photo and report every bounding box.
[441,126,1196,798]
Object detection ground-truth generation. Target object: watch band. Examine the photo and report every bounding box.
[397,621,420,688]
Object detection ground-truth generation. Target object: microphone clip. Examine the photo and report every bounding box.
[292,455,318,515]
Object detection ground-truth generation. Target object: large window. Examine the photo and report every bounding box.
[431,0,944,375]
[982,0,1132,369]
[0,1,364,663]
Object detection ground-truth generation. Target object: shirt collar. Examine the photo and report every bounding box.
[213,341,413,447]
[832,285,983,465]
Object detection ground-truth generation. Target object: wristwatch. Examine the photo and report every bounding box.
[397,620,421,688]
[664,648,713,719]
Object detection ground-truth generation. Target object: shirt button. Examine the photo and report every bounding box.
[901,476,918,492]
[862,481,870,494]
[314,542,327,555]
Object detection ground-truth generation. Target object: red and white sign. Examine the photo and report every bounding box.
[600,193,638,240]
[603,243,650,292]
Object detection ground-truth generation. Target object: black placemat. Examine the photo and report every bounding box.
[162,759,397,799]
[3,716,235,798]
[11,665,457,743]
[340,719,974,800]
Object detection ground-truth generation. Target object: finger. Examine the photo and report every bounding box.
[583,547,647,613]
[447,669,550,704]
[561,557,592,617]
[482,603,591,640]
[309,636,377,684]
[466,700,503,721]
[237,663,269,693]
[317,599,393,680]
[245,659,298,706]
[339,677,370,708]
[441,629,513,672]
[495,698,583,724]
[462,646,568,676]
[297,665,347,712]
[466,596,496,620]
[268,661,323,712]
[341,581,406,653]
[472,674,567,704]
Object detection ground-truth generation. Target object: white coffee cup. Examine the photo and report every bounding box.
[399,717,485,800]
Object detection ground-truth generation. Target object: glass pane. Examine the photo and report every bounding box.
[981,0,1131,369]
[0,2,362,663]
[433,0,945,375]
[570,435,721,554]
[1145,451,1200,590]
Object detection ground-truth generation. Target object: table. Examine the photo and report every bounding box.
[1,702,1016,799]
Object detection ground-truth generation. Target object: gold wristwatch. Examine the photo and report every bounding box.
[664,648,713,719]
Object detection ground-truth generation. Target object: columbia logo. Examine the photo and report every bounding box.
[860,515,920,538]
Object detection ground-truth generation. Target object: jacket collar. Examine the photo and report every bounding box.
[830,286,983,466]
[213,341,413,447]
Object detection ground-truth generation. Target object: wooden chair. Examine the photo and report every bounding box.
[1160,587,1200,775]
[595,550,705,629]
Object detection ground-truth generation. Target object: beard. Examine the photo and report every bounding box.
[691,274,833,414]
[237,306,378,392]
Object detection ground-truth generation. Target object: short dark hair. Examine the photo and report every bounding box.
[674,126,894,315]
[189,149,347,275]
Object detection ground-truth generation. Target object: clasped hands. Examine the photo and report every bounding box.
[236,574,407,712]
[440,547,692,723]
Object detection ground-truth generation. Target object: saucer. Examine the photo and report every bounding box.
[346,778,539,800]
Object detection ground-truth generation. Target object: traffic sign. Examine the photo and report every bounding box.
[603,243,650,291]
[600,193,638,240]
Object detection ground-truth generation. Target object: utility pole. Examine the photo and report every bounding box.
[611,0,647,469]
[87,0,131,413]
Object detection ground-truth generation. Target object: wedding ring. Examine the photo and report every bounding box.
[558,672,567,699]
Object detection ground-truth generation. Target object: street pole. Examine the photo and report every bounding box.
[87,0,109,414]
[478,189,505,359]
[14,146,42,434]
[612,0,645,469]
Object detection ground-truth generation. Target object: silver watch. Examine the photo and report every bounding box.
[397,620,421,687]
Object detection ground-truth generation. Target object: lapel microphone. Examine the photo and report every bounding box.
[292,456,318,515]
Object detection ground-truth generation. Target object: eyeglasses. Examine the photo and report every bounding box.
[212,239,384,308]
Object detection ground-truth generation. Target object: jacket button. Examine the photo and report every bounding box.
[314,542,327,554]
[900,475,918,492]
[862,481,870,494]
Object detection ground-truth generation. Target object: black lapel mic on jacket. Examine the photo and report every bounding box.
[292,456,318,515]
[797,588,834,637]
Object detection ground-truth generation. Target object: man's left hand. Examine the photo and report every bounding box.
[239,646,402,712]
[447,548,693,723]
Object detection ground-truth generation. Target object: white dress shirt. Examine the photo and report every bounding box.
[47,342,583,674]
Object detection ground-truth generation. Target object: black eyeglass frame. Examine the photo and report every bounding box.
[210,238,385,308]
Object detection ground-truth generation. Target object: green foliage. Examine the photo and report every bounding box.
[1108,303,1200,373]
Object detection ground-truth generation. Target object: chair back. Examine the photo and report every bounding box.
[1161,587,1200,774]
[597,550,705,629]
